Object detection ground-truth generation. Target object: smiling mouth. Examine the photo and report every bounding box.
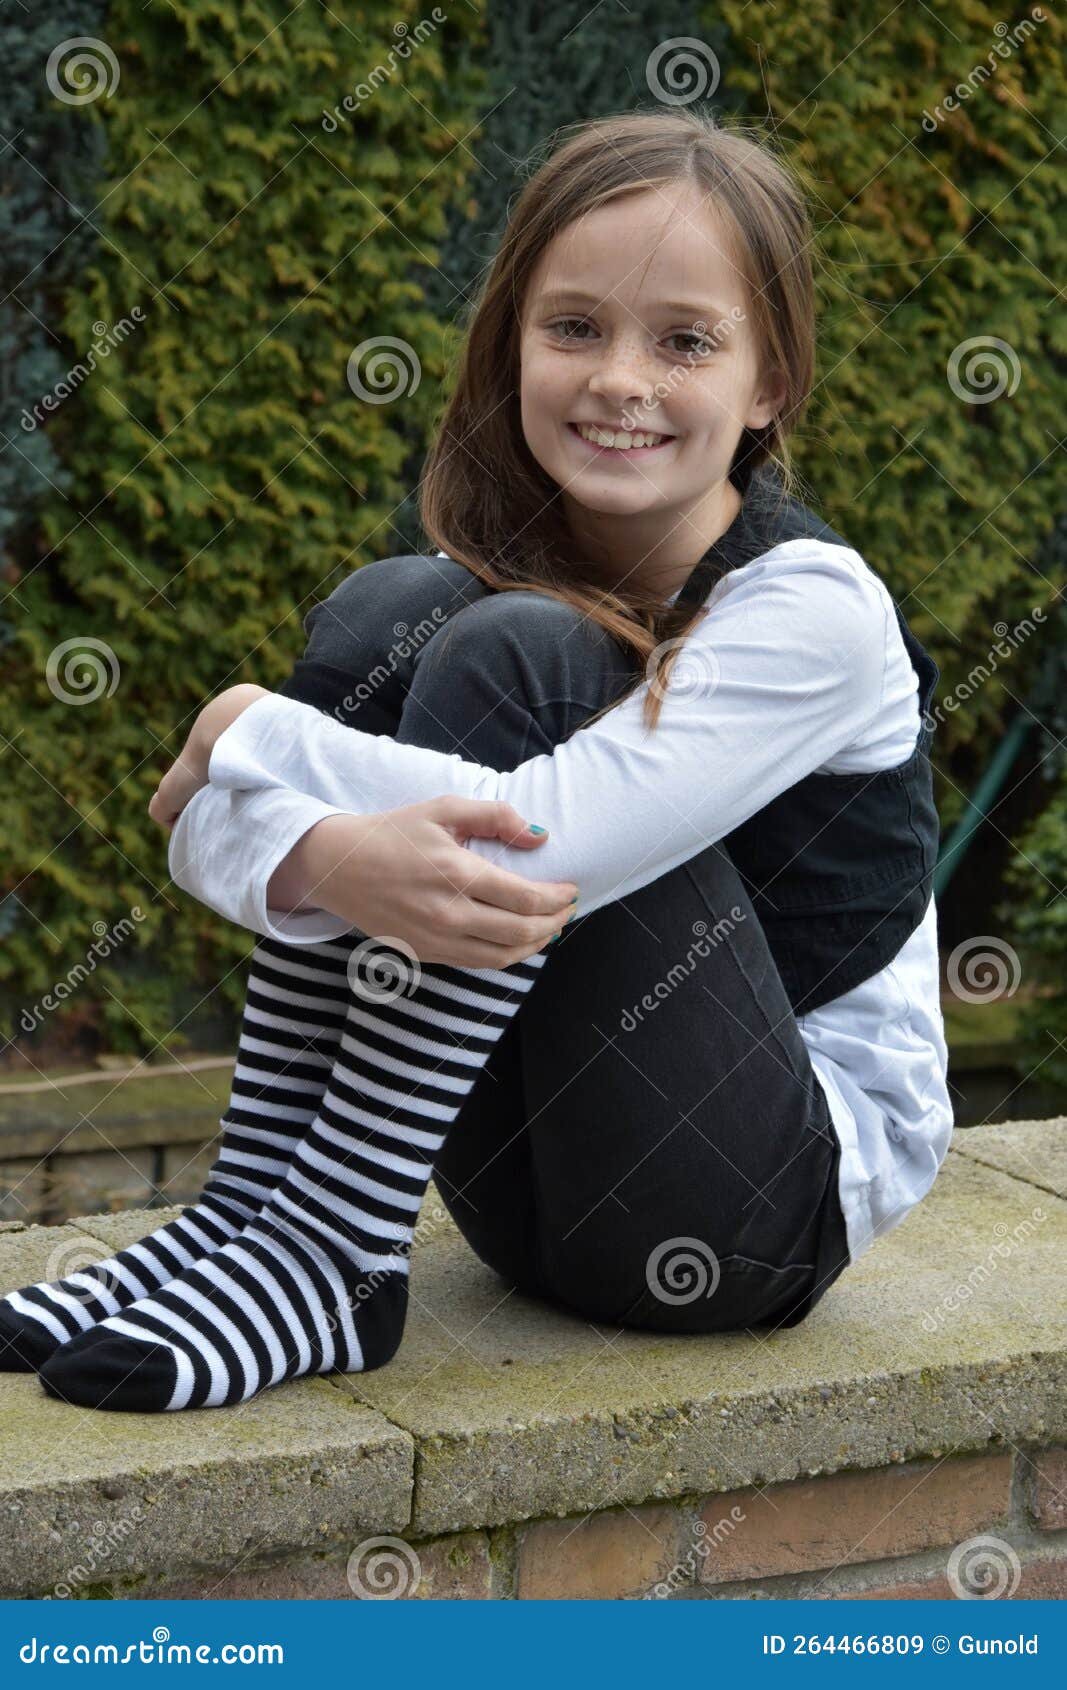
[568,421,675,454]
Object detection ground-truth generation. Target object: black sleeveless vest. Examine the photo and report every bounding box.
[674,466,941,1017]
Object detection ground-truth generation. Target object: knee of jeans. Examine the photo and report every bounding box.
[410,587,625,700]
[434,585,583,645]
[304,552,481,668]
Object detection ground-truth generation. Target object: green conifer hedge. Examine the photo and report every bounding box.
[3,0,1064,1075]
[2,0,486,1049]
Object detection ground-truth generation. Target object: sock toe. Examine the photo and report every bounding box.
[0,1303,61,1372]
[39,1326,179,1412]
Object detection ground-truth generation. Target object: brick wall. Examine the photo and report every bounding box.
[83,1443,1067,1602]
[0,1135,215,1225]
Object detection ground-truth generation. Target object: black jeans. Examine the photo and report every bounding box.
[276,552,852,1333]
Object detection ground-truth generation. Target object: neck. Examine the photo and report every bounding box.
[563,476,743,600]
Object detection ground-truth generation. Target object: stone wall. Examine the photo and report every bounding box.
[1,1117,1064,1603]
[0,1064,228,1224]
[107,1445,1067,1601]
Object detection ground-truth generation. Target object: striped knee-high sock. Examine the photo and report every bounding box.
[38,949,548,1410]
[0,935,354,1371]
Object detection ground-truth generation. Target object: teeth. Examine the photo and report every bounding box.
[576,423,668,449]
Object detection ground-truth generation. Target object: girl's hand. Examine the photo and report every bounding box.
[148,685,270,831]
[272,799,580,969]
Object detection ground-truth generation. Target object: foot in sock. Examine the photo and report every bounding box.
[38,951,546,1410]
[0,935,353,1371]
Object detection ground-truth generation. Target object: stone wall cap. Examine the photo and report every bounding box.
[0,1120,1064,1586]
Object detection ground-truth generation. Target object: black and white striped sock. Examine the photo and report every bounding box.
[38,948,548,1410]
[0,935,352,1370]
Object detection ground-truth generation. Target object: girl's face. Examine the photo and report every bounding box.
[518,184,786,588]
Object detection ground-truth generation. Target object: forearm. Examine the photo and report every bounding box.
[263,842,311,913]
[264,812,369,915]
[205,689,742,922]
[206,552,888,920]
[195,685,272,764]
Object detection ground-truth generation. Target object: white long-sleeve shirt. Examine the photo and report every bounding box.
[170,537,953,1263]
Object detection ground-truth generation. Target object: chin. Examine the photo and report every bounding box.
[575,489,664,517]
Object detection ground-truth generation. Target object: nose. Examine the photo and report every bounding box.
[586,339,654,411]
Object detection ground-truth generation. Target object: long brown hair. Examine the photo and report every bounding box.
[418,107,816,729]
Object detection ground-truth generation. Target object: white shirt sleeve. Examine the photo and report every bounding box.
[172,542,890,943]
[168,783,357,944]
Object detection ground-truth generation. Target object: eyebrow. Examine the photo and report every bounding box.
[537,289,729,318]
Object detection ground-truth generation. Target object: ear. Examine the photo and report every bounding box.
[744,366,788,430]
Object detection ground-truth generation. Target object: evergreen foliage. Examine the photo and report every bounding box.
[2,0,485,1049]
[3,0,1064,1070]
[714,0,1066,1087]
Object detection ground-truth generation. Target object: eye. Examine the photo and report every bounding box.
[548,317,594,342]
[666,332,715,358]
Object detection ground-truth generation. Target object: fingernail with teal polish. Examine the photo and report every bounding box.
[529,823,547,835]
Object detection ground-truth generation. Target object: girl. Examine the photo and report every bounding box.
[3,110,953,1414]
